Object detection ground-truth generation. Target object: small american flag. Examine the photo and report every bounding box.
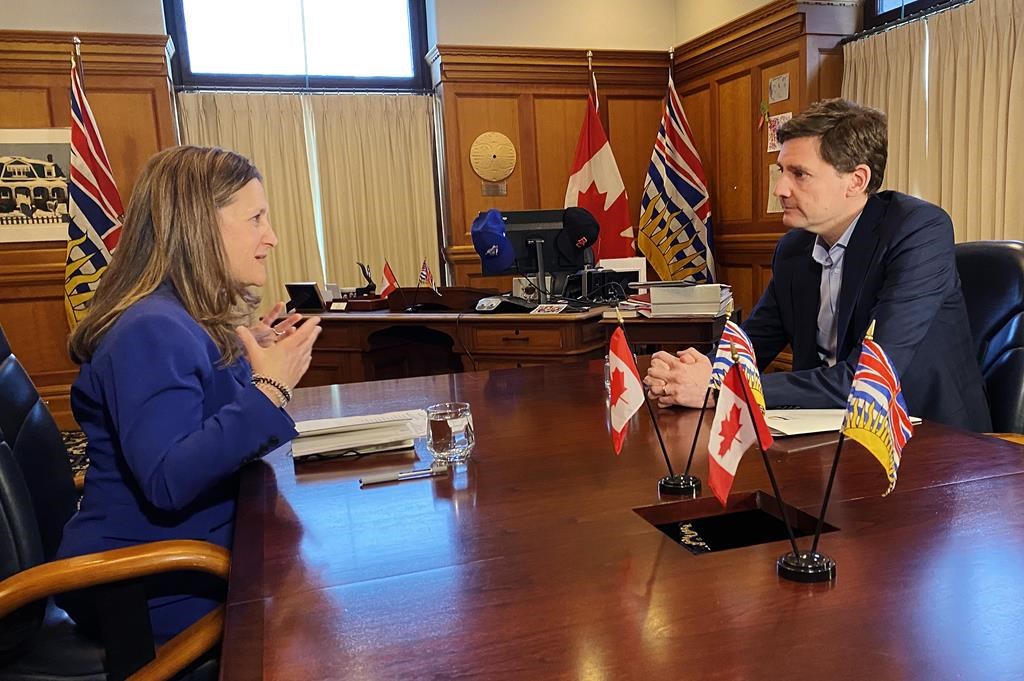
[64,47,123,327]
[418,259,439,295]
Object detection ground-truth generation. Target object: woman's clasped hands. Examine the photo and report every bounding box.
[236,302,322,391]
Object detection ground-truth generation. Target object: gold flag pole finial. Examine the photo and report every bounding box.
[729,342,739,363]
[725,297,735,319]
[586,50,598,106]
[72,36,85,84]
[865,319,876,341]
[615,306,626,327]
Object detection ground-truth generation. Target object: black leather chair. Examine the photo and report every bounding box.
[955,240,1024,434]
[0,323,229,680]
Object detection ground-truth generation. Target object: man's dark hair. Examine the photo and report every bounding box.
[776,98,888,194]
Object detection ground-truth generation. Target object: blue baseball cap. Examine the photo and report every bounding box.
[471,209,514,274]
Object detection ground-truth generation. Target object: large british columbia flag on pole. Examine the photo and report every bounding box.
[638,73,715,282]
[65,47,124,327]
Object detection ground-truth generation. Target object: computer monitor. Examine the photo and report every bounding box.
[499,209,594,300]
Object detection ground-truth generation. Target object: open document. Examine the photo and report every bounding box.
[765,408,921,437]
[292,409,428,459]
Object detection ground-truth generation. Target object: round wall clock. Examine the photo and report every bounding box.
[469,131,516,182]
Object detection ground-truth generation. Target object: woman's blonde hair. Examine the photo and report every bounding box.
[69,145,263,365]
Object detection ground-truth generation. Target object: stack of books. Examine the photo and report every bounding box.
[601,298,646,319]
[601,283,731,318]
[291,409,428,459]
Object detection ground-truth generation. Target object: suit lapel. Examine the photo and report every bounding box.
[791,234,821,368]
[835,195,885,356]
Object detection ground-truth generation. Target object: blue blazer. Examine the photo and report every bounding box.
[56,283,297,641]
[746,191,991,432]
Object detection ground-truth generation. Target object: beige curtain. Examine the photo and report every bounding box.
[309,94,439,290]
[926,0,1024,241]
[177,93,323,311]
[842,20,928,196]
[843,0,1024,242]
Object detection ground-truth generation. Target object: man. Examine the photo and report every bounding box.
[645,99,991,432]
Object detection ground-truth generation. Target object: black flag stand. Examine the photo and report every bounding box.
[617,312,700,497]
[679,384,712,486]
[779,322,881,584]
[728,344,814,578]
[678,299,738,492]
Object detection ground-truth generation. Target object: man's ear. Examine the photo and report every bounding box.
[847,164,872,196]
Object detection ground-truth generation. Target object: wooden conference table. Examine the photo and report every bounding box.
[222,362,1024,680]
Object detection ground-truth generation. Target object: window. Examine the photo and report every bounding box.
[864,0,969,30]
[163,0,429,91]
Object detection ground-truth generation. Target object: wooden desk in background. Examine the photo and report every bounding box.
[223,363,1024,680]
[600,313,726,353]
[301,309,608,386]
[302,310,727,388]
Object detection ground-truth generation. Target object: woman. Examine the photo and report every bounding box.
[57,145,321,642]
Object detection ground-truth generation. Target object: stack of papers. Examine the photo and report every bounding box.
[292,409,428,459]
[765,409,921,437]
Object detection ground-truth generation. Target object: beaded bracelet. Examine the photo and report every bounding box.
[252,373,293,407]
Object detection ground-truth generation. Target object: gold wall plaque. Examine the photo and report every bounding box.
[469,131,516,182]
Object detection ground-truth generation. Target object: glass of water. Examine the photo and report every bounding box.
[426,402,475,463]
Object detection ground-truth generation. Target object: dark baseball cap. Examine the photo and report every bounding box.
[557,207,600,262]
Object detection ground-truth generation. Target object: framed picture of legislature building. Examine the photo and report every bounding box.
[0,128,71,243]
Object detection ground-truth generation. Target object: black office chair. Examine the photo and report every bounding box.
[955,240,1024,434]
[0,323,229,680]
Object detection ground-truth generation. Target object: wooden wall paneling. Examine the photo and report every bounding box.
[758,51,801,225]
[533,95,587,209]
[0,87,52,126]
[86,87,166,197]
[714,233,777,317]
[720,265,755,316]
[429,47,668,287]
[715,71,754,225]
[605,95,665,232]
[453,94,527,230]
[806,35,846,102]
[0,30,175,429]
[0,242,78,427]
[448,91,525,287]
[516,93,540,209]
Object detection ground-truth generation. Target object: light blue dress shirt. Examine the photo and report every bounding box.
[811,215,860,366]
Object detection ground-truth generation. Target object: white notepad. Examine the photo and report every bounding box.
[765,408,921,437]
[292,409,427,458]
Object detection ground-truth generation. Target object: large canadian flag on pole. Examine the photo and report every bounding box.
[564,95,635,260]
[707,364,774,506]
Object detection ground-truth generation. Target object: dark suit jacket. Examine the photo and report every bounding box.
[56,283,298,641]
[745,191,991,432]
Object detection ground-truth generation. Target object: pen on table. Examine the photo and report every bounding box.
[359,464,449,488]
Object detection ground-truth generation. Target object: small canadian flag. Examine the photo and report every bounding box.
[609,326,644,454]
[380,261,399,298]
[707,363,774,507]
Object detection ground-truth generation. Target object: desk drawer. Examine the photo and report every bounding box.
[470,326,565,353]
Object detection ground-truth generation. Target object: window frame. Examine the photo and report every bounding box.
[863,0,969,31]
[162,0,431,92]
